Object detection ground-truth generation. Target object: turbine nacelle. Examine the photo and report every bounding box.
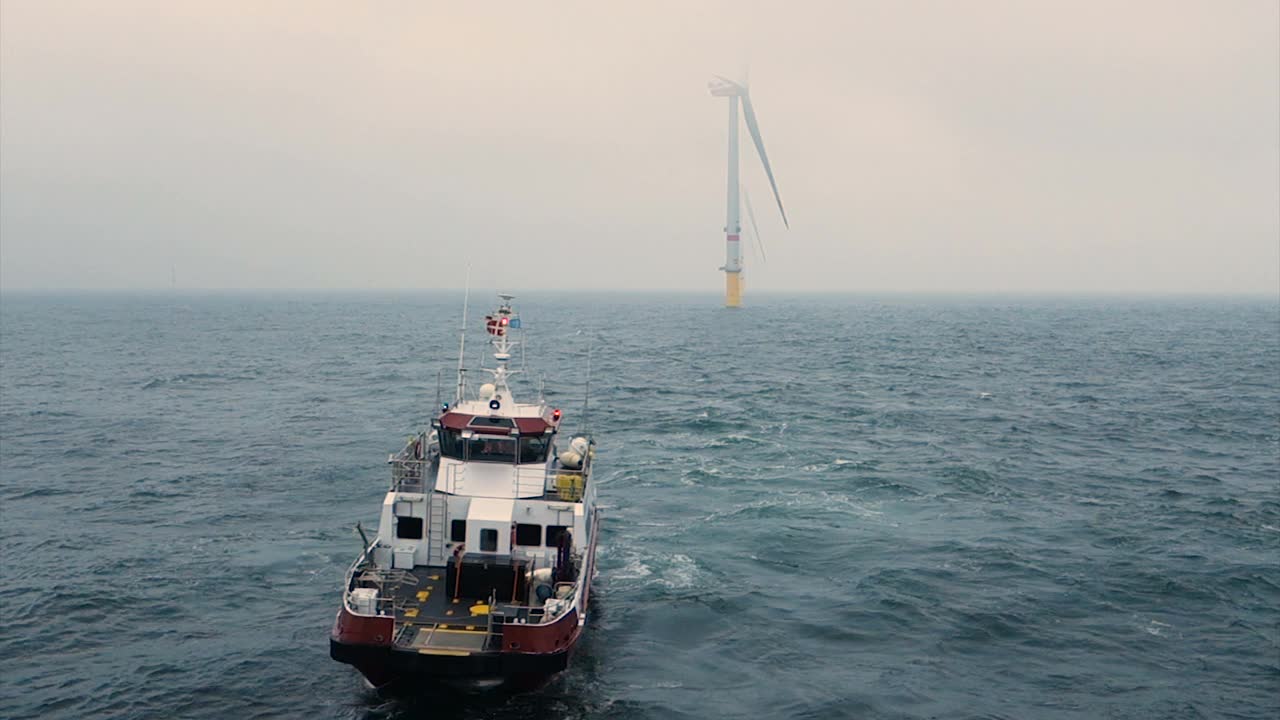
[708,75,746,97]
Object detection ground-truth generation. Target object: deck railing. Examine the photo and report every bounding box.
[513,466,548,497]
[490,582,579,627]
[544,449,592,500]
[386,453,427,491]
[388,432,435,493]
[344,545,398,618]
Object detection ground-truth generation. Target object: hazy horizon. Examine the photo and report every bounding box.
[5,284,1274,298]
[2,1,1278,295]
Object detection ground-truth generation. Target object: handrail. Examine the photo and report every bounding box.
[388,431,436,492]
[389,457,427,492]
[445,463,466,494]
[343,542,394,618]
[514,466,547,497]
[545,452,590,500]
[490,585,579,626]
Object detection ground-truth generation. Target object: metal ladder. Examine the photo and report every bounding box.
[427,490,448,566]
[446,463,467,494]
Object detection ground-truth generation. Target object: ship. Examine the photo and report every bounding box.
[330,294,600,689]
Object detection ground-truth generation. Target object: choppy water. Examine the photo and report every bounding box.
[1,292,1277,719]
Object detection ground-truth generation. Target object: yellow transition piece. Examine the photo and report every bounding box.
[725,271,742,308]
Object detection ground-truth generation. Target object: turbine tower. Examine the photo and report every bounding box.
[709,75,788,308]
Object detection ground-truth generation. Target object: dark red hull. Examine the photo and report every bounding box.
[330,605,582,687]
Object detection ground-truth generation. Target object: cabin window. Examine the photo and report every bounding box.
[450,519,466,542]
[467,436,517,463]
[546,525,569,547]
[518,436,549,464]
[480,528,498,552]
[439,429,465,459]
[515,523,542,546]
[441,425,538,463]
[396,516,423,540]
[469,416,514,429]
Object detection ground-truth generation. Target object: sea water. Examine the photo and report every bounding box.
[1,292,1277,719]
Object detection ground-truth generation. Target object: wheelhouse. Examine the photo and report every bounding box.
[435,412,553,465]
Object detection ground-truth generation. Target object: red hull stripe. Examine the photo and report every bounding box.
[502,608,580,654]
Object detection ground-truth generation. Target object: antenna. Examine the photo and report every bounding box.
[581,333,593,432]
[454,267,471,404]
[520,321,528,373]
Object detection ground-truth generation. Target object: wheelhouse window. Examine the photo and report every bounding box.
[450,519,466,542]
[546,525,569,547]
[439,429,465,459]
[396,516,423,540]
[518,436,550,464]
[440,429,518,463]
[468,436,516,463]
[480,528,498,552]
[515,523,542,546]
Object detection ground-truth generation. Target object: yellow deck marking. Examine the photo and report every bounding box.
[415,590,429,601]
[465,625,476,631]
[404,608,419,618]
[470,604,490,616]
[445,609,454,616]
[429,575,441,581]
[452,598,459,604]
[433,628,485,635]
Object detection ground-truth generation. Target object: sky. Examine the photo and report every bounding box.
[1,1,1277,294]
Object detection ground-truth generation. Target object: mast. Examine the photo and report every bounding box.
[491,295,515,393]
[483,294,523,403]
[724,94,742,308]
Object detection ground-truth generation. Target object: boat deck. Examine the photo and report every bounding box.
[372,566,503,654]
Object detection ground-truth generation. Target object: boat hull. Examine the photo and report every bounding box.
[329,606,581,688]
[331,507,599,689]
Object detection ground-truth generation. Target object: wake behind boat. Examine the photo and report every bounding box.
[330,295,600,688]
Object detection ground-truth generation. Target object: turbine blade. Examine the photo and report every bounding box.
[742,184,767,262]
[740,94,789,229]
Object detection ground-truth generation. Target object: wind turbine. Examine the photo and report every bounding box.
[708,74,788,308]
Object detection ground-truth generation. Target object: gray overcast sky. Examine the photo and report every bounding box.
[1,1,1277,294]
